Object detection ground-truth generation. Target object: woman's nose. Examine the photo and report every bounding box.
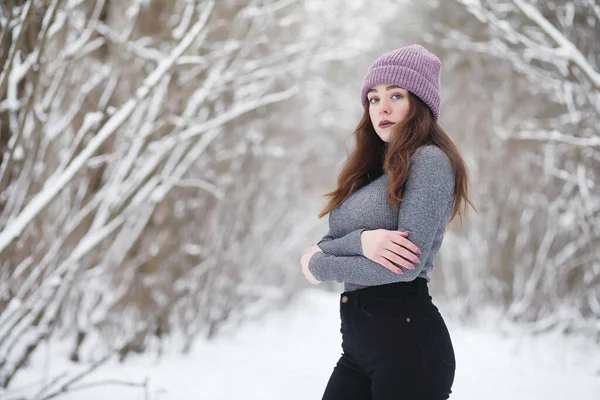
[379,102,390,115]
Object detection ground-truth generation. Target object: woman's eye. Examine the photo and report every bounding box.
[368,97,379,104]
[392,94,403,100]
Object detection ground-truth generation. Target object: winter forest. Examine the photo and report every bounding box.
[0,0,599,399]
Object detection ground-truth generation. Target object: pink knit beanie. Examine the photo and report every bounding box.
[361,44,442,120]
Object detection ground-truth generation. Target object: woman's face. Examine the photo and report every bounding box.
[367,84,410,142]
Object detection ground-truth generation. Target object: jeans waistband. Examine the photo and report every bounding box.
[342,278,429,299]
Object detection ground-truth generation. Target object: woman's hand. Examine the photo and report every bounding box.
[360,229,422,274]
[301,244,323,285]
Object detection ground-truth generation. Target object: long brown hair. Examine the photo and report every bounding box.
[318,93,476,223]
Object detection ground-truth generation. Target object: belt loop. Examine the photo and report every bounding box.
[354,292,361,310]
[417,278,427,296]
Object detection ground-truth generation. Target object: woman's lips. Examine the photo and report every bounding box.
[378,121,395,128]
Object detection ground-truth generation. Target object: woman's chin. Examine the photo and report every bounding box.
[377,133,391,142]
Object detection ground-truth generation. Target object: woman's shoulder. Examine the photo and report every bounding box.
[411,145,452,169]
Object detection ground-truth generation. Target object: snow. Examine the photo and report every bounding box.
[0,1,209,254]
[511,0,600,88]
[8,289,600,400]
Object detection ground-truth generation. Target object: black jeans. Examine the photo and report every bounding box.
[321,278,455,400]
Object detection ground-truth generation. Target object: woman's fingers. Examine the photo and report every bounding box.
[388,243,421,264]
[383,249,416,270]
[392,231,421,255]
[377,256,404,274]
[362,230,422,274]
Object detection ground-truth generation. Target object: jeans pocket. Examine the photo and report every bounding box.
[421,313,456,369]
[359,296,408,318]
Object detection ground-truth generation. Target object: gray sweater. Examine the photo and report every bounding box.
[308,145,455,292]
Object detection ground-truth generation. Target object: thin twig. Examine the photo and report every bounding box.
[40,378,149,400]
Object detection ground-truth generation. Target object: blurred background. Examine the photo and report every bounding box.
[0,0,599,398]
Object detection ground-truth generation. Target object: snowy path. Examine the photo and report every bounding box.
[9,289,600,399]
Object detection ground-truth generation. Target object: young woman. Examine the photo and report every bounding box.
[300,44,475,399]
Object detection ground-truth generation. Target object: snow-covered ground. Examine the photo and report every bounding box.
[7,289,600,400]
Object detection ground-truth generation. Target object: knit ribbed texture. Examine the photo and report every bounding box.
[361,44,442,120]
[309,145,455,292]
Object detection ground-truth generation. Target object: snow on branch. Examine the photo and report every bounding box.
[0,1,215,255]
[511,0,600,89]
[497,128,600,147]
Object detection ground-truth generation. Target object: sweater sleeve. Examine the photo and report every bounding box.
[316,228,366,256]
[308,146,455,285]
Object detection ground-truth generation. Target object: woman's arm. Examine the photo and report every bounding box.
[315,228,367,257]
[308,146,455,285]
